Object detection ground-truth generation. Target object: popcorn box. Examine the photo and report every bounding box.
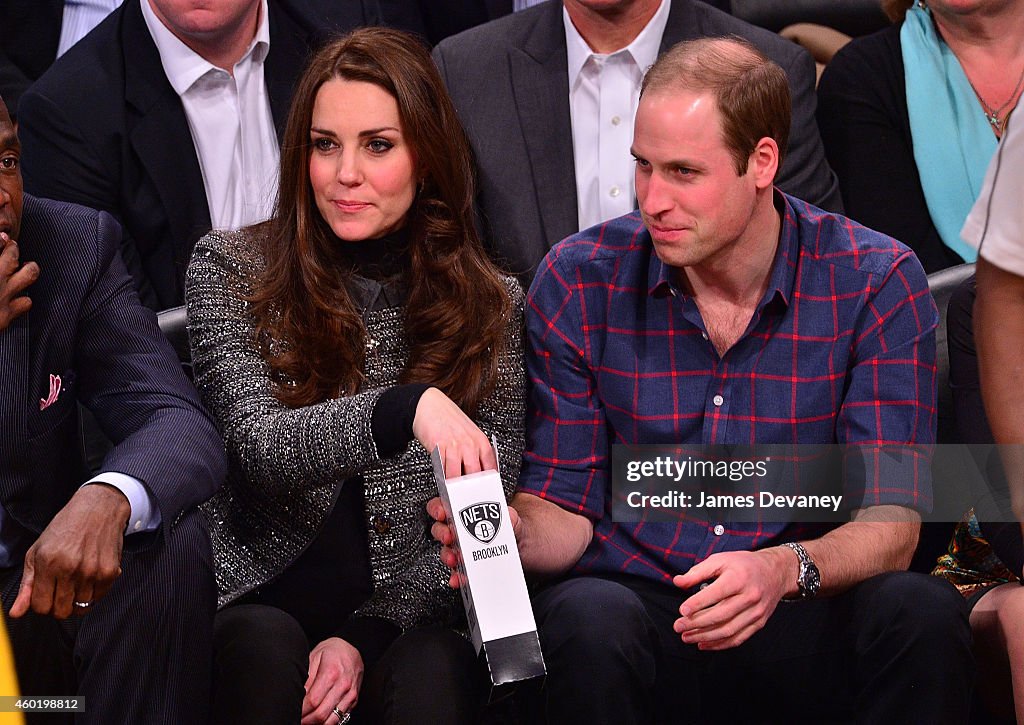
[432,446,546,686]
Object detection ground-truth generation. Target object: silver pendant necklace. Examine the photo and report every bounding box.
[965,61,1024,136]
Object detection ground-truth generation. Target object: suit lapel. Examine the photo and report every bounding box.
[509,2,578,251]
[265,1,313,138]
[0,313,29,489]
[660,0,702,51]
[45,0,64,59]
[122,0,211,283]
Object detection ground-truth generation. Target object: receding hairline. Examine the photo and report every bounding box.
[640,35,791,177]
[642,36,772,97]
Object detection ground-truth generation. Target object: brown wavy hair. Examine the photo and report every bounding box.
[249,27,511,413]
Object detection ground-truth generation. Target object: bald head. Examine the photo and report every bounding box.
[0,95,24,241]
[641,37,791,177]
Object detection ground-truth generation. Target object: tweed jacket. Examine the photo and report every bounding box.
[186,228,526,630]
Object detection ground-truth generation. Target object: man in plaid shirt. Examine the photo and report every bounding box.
[431,37,972,723]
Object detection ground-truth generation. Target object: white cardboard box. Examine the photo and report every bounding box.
[432,447,546,686]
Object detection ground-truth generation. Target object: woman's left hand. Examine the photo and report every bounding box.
[300,637,363,724]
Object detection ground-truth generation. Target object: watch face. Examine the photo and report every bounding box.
[803,562,821,597]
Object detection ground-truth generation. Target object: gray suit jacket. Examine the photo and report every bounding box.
[434,0,842,279]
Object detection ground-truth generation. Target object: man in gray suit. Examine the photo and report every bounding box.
[434,0,842,280]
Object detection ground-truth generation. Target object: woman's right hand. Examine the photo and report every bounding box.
[412,387,496,479]
[301,637,363,725]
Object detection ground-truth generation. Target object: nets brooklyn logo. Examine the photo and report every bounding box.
[459,502,502,544]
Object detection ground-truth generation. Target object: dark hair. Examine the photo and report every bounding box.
[641,36,790,177]
[249,27,511,412]
[882,0,916,23]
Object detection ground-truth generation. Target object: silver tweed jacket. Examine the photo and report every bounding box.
[185,228,526,631]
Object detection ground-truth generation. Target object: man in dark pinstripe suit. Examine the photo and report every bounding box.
[0,96,226,724]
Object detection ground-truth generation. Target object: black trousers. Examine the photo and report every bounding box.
[212,604,486,724]
[527,571,974,724]
[0,508,215,725]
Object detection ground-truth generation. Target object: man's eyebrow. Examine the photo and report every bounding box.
[629,149,699,168]
[0,130,18,152]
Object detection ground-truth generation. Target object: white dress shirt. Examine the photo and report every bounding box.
[57,0,124,57]
[564,0,670,231]
[142,0,280,231]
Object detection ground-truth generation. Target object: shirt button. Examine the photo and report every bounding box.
[609,186,620,198]
[714,524,725,536]
[372,516,391,535]
[713,394,724,406]
[611,115,622,126]
[701,331,708,340]
[133,520,142,531]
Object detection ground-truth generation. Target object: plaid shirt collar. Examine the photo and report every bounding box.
[648,190,797,312]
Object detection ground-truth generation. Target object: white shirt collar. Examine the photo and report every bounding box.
[563,0,670,88]
[141,0,270,96]
[65,0,122,12]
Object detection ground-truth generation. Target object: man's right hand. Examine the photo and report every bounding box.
[426,497,523,589]
[0,232,38,332]
[9,484,130,620]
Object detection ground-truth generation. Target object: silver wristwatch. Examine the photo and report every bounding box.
[783,542,821,600]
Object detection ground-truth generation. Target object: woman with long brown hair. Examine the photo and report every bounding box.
[185,27,525,724]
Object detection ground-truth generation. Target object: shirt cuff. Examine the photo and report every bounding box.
[82,472,162,535]
[371,384,431,458]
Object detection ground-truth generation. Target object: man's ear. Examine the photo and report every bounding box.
[748,137,779,190]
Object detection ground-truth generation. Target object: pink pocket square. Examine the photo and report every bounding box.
[39,374,62,411]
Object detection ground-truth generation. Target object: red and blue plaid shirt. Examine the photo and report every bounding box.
[518,193,938,583]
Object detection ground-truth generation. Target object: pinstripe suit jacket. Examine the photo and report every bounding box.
[0,194,225,545]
